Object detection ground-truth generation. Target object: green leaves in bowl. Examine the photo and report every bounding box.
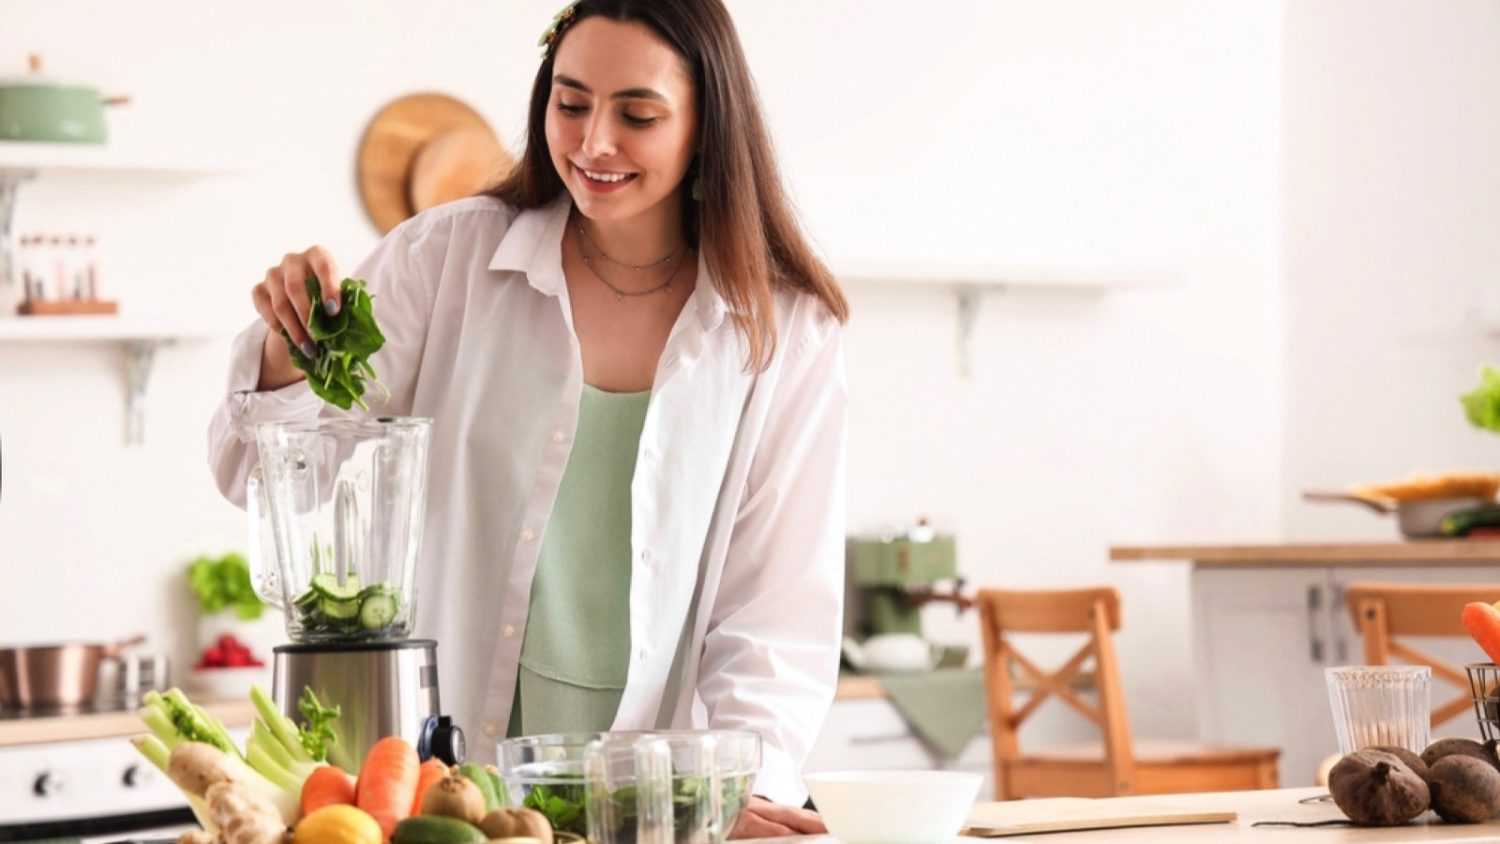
[283,277,388,410]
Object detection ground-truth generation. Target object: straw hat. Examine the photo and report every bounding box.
[356,92,515,234]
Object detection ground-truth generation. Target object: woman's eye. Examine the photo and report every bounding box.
[623,113,659,127]
[557,102,587,115]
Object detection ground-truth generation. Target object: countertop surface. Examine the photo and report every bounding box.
[1110,539,1500,567]
[755,787,1500,841]
[0,699,254,747]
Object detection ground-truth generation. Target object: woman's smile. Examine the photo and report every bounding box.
[572,161,640,193]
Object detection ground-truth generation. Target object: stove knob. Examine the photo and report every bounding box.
[33,771,65,797]
[123,764,154,788]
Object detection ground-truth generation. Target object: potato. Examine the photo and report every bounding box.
[1428,755,1500,823]
[1329,749,1430,826]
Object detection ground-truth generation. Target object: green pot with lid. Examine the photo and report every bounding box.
[0,55,127,144]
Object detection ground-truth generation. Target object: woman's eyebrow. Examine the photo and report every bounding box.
[555,74,669,103]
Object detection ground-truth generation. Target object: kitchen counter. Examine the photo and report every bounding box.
[1110,539,1500,567]
[0,699,254,747]
[751,787,1500,841]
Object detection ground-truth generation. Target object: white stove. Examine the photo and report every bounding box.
[0,727,246,841]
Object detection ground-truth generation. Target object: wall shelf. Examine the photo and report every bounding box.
[836,262,1174,377]
[0,141,237,177]
[0,316,238,445]
[0,141,239,446]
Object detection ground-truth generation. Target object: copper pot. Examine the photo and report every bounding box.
[0,634,145,710]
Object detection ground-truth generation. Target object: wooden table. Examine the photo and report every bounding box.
[752,788,1500,841]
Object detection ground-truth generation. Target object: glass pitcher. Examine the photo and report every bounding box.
[247,417,432,644]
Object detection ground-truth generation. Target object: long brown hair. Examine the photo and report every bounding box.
[487,0,848,369]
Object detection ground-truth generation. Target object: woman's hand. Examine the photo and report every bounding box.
[250,246,345,391]
[730,796,827,839]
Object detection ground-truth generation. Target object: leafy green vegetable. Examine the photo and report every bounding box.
[187,552,264,620]
[282,277,388,411]
[1463,366,1500,433]
[297,687,342,762]
[517,772,750,841]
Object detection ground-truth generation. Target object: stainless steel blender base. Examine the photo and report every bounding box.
[271,638,463,770]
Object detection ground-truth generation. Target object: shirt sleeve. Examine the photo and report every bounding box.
[206,219,436,507]
[696,307,849,807]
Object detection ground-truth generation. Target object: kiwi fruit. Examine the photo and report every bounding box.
[1421,737,1499,771]
[1428,755,1500,823]
[1329,749,1430,826]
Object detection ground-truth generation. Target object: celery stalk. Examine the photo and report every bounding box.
[250,685,314,763]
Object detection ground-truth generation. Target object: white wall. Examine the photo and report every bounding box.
[1283,0,1500,538]
[1,1,1283,745]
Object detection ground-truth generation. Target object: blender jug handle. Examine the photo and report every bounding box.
[246,464,286,611]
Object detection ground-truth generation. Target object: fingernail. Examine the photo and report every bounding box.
[301,342,318,359]
[324,297,340,315]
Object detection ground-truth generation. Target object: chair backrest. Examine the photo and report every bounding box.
[977,587,1134,797]
[1344,581,1500,727]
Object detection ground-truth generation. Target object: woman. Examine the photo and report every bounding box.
[208,1,847,836]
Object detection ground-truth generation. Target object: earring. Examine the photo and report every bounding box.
[691,175,703,202]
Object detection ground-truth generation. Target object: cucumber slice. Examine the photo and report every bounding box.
[293,588,320,608]
[311,573,362,600]
[319,596,361,620]
[359,593,399,630]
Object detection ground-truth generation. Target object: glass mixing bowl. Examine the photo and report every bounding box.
[499,730,761,844]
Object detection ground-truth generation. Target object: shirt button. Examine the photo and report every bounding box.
[552,429,566,444]
[637,648,649,663]
[504,624,517,638]
[519,528,536,542]
[483,721,499,738]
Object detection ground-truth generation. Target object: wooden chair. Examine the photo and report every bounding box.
[977,586,1280,799]
[1344,582,1500,728]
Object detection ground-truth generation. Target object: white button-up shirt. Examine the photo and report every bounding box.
[207,194,847,805]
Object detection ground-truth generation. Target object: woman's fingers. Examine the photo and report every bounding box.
[264,265,315,356]
[748,800,828,834]
[729,797,827,839]
[729,809,795,840]
[304,245,343,316]
[279,253,314,331]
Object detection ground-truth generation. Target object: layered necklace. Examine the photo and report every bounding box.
[574,219,690,302]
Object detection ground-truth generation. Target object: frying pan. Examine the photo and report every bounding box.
[1303,491,1492,539]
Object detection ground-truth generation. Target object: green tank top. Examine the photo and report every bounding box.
[508,384,650,737]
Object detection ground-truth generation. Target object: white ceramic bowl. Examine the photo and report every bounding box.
[806,770,982,844]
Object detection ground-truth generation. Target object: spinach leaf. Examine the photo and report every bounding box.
[282,277,387,411]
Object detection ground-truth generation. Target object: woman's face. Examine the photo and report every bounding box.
[546,17,699,225]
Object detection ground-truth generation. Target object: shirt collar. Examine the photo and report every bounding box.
[489,194,731,333]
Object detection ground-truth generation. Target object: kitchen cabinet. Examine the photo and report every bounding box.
[1190,568,1337,789]
[1116,541,1500,789]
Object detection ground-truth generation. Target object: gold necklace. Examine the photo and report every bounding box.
[576,224,688,301]
[575,219,684,271]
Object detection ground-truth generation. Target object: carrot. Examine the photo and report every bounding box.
[301,764,357,817]
[409,758,450,816]
[354,737,421,840]
[1463,602,1500,664]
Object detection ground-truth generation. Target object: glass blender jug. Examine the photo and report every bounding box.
[247,417,431,642]
[246,417,460,770]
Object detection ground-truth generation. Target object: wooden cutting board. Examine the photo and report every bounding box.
[962,798,1237,837]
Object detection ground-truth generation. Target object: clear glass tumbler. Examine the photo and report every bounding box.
[1325,665,1431,755]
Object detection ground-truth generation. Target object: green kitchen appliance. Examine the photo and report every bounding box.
[845,530,969,640]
